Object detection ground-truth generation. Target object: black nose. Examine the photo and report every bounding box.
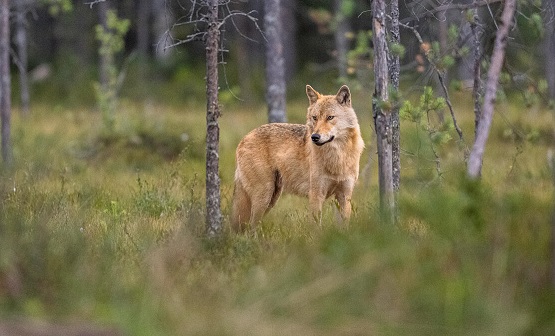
[311,134,320,143]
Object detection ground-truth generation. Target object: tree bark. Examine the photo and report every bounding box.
[281,0,297,82]
[471,7,483,139]
[97,1,110,91]
[456,0,475,90]
[437,2,449,87]
[0,0,11,167]
[389,0,400,193]
[137,0,150,60]
[233,0,254,103]
[205,0,222,236]
[264,0,287,123]
[467,0,516,179]
[153,0,173,62]
[372,0,394,222]
[15,1,30,116]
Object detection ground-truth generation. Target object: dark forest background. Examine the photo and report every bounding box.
[11,0,552,108]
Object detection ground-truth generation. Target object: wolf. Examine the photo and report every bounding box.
[231,85,364,231]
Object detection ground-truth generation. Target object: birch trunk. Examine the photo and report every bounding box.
[137,0,150,60]
[372,0,394,221]
[333,0,350,79]
[467,0,516,179]
[15,1,30,116]
[264,0,287,123]
[471,8,483,139]
[0,0,11,166]
[389,0,400,193]
[205,0,222,236]
[97,1,110,91]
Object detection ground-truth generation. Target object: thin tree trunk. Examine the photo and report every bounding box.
[435,2,449,122]
[389,0,400,193]
[456,0,475,90]
[265,0,287,123]
[471,7,483,139]
[333,0,350,79]
[372,0,394,222]
[467,0,516,179]
[437,2,449,88]
[552,147,555,288]
[137,0,150,60]
[136,0,150,101]
[15,1,30,116]
[205,0,222,236]
[97,1,110,91]
[234,0,253,103]
[281,0,297,82]
[0,0,11,167]
[153,0,173,62]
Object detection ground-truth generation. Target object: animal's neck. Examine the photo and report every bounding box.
[308,127,363,177]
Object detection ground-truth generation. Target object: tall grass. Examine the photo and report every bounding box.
[0,94,554,335]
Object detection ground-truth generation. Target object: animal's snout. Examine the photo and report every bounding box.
[311,134,321,143]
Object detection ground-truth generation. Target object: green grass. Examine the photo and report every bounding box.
[0,91,554,335]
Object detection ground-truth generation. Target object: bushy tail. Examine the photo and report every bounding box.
[231,179,251,232]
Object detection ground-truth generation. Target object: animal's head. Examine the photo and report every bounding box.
[305,85,359,146]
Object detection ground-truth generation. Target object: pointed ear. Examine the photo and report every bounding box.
[336,85,351,107]
[306,85,320,105]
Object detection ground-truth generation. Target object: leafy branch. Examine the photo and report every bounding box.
[400,86,453,180]
[398,20,468,158]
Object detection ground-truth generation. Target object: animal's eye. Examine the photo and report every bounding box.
[327,116,335,121]
[312,116,317,121]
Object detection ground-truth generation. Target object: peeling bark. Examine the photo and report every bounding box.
[372,0,394,221]
[389,0,400,193]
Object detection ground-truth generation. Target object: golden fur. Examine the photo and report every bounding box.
[231,85,364,231]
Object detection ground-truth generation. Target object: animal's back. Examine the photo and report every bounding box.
[235,123,311,196]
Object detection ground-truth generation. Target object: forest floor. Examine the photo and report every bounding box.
[0,91,554,335]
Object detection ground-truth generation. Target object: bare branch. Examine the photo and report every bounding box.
[402,0,503,23]
[164,31,206,50]
[436,69,466,151]
[222,6,263,43]
[398,20,467,152]
[84,0,106,9]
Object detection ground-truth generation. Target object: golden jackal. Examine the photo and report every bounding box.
[231,85,364,231]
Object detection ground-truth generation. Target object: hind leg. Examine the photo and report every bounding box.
[231,180,252,232]
[248,181,278,225]
[232,173,280,231]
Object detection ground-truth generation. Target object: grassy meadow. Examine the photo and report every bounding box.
[0,88,554,335]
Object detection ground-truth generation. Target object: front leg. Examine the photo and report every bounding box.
[334,180,355,221]
[309,188,325,225]
[334,192,352,221]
